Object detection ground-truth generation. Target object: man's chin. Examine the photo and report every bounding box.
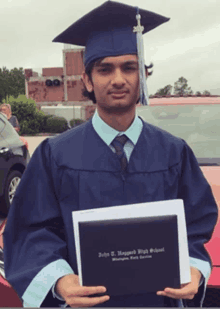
[102,102,136,114]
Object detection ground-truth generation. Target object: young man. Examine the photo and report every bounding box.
[4,1,218,307]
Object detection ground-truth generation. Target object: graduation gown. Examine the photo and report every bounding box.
[3,119,218,307]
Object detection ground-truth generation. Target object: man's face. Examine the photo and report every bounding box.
[83,54,140,114]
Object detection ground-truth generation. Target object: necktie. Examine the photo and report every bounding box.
[111,134,128,172]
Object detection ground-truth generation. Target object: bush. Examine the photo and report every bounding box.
[46,116,69,133]
[3,95,45,135]
[42,114,55,133]
[70,118,85,128]
[3,96,72,134]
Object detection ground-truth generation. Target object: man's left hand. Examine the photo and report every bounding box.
[157,267,201,300]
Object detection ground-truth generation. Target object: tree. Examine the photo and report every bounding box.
[0,67,10,102]
[195,91,202,96]
[203,90,211,95]
[174,77,193,95]
[155,85,173,96]
[9,67,25,98]
[0,67,25,103]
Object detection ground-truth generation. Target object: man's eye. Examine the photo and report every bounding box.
[98,67,111,73]
[124,67,137,71]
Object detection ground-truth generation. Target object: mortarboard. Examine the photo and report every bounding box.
[53,1,170,105]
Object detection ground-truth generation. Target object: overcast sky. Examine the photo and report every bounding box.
[1,0,220,95]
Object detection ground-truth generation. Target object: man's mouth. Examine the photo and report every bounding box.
[109,91,128,98]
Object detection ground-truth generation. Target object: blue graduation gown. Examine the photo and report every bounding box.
[4,119,218,307]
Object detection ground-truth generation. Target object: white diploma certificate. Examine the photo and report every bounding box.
[72,199,191,286]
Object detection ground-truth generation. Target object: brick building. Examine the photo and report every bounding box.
[24,46,95,120]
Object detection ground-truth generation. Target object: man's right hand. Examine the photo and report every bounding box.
[55,274,110,307]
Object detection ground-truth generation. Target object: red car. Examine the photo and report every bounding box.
[203,167,220,306]
[0,219,22,307]
[138,95,220,306]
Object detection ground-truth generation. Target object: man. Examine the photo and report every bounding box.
[0,103,20,132]
[4,1,218,308]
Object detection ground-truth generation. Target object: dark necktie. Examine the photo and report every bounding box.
[111,134,128,172]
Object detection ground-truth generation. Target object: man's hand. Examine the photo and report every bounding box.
[55,274,110,307]
[157,267,202,300]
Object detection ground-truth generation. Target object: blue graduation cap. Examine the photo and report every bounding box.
[53,1,170,105]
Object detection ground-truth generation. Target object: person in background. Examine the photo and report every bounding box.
[0,104,20,133]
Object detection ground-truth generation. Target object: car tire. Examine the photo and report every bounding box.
[1,170,22,215]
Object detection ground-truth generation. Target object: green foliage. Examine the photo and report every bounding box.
[42,114,55,132]
[155,85,173,96]
[69,118,85,127]
[3,95,45,135]
[195,90,211,96]
[154,77,212,97]
[0,67,25,103]
[203,90,211,95]
[2,95,70,134]
[46,116,69,133]
[174,77,193,95]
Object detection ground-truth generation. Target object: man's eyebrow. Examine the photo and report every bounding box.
[95,61,138,67]
[123,61,138,66]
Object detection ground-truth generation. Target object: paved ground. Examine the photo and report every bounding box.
[23,135,53,156]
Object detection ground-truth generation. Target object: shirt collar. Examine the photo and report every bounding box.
[92,110,143,146]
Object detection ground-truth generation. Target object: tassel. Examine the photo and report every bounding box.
[133,7,149,106]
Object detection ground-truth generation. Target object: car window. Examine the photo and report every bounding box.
[137,104,220,164]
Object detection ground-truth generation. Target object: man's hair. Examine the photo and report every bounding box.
[81,58,103,104]
[0,103,11,112]
[82,60,154,104]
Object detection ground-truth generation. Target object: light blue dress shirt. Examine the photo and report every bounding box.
[23,111,210,307]
[92,110,143,161]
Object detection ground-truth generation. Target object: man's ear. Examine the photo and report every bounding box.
[82,72,94,92]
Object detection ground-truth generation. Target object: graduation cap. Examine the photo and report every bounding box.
[53,1,170,105]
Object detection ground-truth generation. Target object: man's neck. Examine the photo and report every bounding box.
[97,108,136,132]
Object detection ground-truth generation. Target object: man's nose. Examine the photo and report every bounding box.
[111,69,125,87]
